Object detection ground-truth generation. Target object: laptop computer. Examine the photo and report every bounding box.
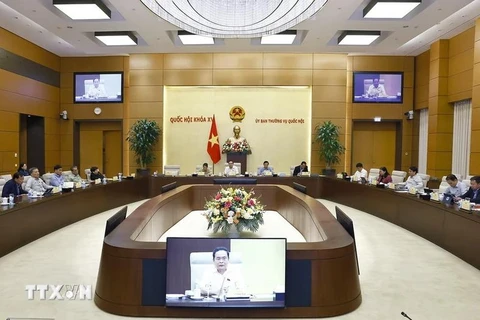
[442,193,454,204]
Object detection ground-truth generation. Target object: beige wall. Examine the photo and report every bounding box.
[163,86,311,174]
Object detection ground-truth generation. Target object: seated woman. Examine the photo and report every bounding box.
[377,167,393,184]
[90,166,105,181]
[18,163,29,176]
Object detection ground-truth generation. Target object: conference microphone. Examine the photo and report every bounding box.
[401,311,413,320]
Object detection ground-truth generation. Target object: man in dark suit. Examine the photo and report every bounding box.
[1,172,28,197]
[293,161,309,176]
[456,175,480,204]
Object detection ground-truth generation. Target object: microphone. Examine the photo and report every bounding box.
[401,311,413,320]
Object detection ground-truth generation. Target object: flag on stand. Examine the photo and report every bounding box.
[207,115,221,164]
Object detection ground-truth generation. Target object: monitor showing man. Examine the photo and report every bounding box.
[86,78,107,98]
[199,247,246,297]
[366,78,388,98]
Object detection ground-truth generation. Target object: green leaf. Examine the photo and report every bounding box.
[126,119,162,169]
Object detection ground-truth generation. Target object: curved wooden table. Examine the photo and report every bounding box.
[95,184,362,318]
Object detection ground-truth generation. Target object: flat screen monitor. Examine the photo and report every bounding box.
[165,237,286,308]
[74,72,123,103]
[104,206,127,237]
[353,72,403,103]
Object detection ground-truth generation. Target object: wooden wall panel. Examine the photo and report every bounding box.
[164,54,213,69]
[163,70,213,86]
[311,102,347,119]
[0,28,59,71]
[129,102,163,119]
[313,70,347,86]
[312,86,346,102]
[213,70,263,85]
[130,86,163,102]
[262,69,312,85]
[61,57,125,73]
[130,70,163,86]
[263,53,313,69]
[213,53,263,69]
[73,105,123,120]
[313,54,348,70]
[130,54,164,70]
[0,69,59,103]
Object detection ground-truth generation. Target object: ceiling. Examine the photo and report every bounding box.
[0,0,479,57]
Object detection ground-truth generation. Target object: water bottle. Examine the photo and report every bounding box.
[8,193,14,204]
[81,180,86,189]
[102,177,107,185]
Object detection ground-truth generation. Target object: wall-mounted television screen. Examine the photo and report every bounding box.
[165,237,286,308]
[353,72,403,103]
[74,72,123,103]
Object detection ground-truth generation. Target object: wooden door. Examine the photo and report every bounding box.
[103,130,122,178]
[352,122,397,174]
[80,130,103,176]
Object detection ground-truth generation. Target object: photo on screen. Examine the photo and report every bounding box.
[165,237,286,308]
[352,72,403,103]
[74,72,123,103]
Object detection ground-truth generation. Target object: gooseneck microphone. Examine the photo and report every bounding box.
[401,311,413,320]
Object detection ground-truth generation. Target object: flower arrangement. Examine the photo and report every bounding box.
[203,187,265,233]
[221,139,252,154]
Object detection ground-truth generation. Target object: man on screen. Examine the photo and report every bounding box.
[366,78,388,98]
[199,247,246,296]
[87,78,107,98]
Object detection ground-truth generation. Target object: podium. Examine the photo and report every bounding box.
[226,153,247,173]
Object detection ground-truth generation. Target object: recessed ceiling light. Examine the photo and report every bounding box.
[95,31,138,46]
[338,31,380,45]
[261,30,297,45]
[364,0,421,19]
[178,31,214,45]
[53,0,111,20]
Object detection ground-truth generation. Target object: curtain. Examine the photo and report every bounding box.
[418,109,428,173]
[452,99,472,179]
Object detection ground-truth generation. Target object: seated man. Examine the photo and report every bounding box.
[86,78,107,98]
[90,166,105,181]
[444,174,468,197]
[257,161,274,176]
[49,164,65,187]
[293,161,308,176]
[366,78,388,98]
[199,247,245,297]
[67,165,83,183]
[224,161,239,176]
[404,166,424,192]
[456,176,480,204]
[1,172,28,197]
[352,163,368,182]
[25,167,52,193]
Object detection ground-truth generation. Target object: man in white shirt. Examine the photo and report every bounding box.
[366,78,388,98]
[25,167,53,193]
[444,174,468,196]
[352,163,368,182]
[199,247,245,297]
[224,161,239,176]
[257,161,274,176]
[67,165,83,183]
[405,166,424,191]
[86,78,107,98]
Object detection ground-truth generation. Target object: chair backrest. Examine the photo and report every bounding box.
[417,173,430,188]
[391,170,407,184]
[364,78,385,93]
[42,173,54,185]
[164,165,181,176]
[290,166,295,175]
[224,162,241,173]
[62,170,72,177]
[22,175,31,190]
[0,178,6,194]
[84,169,92,181]
[1,174,12,181]
[438,181,449,194]
[368,168,380,180]
[190,252,243,290]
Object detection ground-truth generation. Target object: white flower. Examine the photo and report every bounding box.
[227,217,234,224]
[228,210,234,217]
[247,208,254,215]
[243,211,252,220]
[213,208,220,216]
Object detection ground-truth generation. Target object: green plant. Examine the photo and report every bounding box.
[314,121,346,169]
[126,119,161,169]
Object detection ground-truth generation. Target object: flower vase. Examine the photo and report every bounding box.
[227,225,240,238]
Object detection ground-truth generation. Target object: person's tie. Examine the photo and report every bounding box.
[474,189,478,200]
[16,184,20,195]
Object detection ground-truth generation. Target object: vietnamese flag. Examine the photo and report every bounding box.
[207,115,221,164]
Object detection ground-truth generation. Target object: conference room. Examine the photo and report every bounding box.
[0,0,480,319]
